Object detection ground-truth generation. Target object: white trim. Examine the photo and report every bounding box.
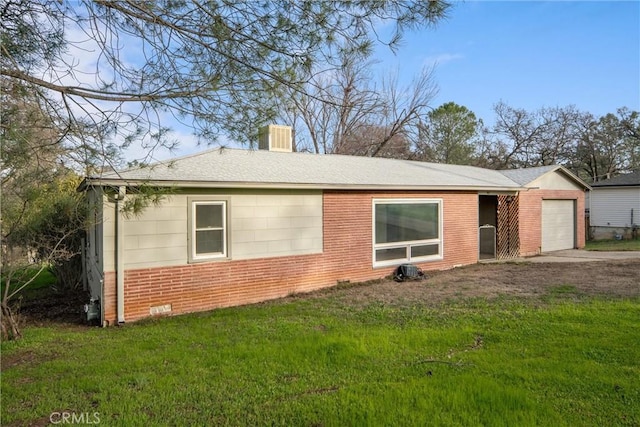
[82,178,522,193]
[189,200,228,262]
[372,198,444,268]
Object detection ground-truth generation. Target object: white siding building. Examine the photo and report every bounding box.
[589,171,640,240]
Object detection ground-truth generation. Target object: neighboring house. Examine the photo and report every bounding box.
[589,171,640,240]
[79,126,589,325]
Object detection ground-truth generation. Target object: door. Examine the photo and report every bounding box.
[541,200,575,252]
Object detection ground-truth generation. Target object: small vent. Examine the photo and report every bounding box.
[150,304,172,315]
[258,125,292,152]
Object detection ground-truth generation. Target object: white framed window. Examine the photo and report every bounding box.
[189,200,228,262]
[372,199,443,267]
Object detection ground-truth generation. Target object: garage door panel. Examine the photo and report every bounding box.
[542,200,575,252]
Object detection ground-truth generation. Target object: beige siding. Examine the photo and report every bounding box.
[230,191,323,260]
[103,189,323,271]
[530,171,582,191]
[590,187,640,227]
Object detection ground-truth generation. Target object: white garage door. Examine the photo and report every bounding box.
[541,200,575,252]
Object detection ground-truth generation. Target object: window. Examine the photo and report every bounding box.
[190,200,227,261]
[373,199,442,267]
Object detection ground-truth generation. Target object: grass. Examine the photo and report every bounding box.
[585,239,640,251]
[2,287,639,427]
[1,266,57,298]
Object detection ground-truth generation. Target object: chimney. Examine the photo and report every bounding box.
[258,124,293,152]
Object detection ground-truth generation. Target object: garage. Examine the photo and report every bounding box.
[541,200,576,252]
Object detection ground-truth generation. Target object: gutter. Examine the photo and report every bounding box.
[81,178,524,193]
[591,184,640,189]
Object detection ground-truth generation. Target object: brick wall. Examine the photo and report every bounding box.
[519,189,586,256]
[519,190,543,256]
[102,190,480,323]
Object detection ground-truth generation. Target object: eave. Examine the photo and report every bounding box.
[79,177,523,193]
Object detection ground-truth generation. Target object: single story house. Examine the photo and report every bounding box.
[589,171,640,240]
[79,126,589,325]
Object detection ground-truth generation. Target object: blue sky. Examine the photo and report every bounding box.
[373,0,640,124]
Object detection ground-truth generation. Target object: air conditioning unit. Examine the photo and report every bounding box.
[258,124,292,152]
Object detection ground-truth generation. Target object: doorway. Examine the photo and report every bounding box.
[479,194,520,260]
[479,195,497,260]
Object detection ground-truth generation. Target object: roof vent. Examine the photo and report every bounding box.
[258,125,292,152]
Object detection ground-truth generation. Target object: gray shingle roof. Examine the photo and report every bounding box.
[591,171,640,187]
[498,165,560,185]
[88,148,522,191]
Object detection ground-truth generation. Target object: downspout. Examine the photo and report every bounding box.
[115,186,126,324]
[588,188,592,241]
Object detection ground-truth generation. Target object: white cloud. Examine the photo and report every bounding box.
[423,53,464,67]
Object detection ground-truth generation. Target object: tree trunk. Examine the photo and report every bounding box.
[1,302,22,341]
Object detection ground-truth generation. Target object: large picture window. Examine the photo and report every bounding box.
[190,201,227,261]
[373,199,442,267]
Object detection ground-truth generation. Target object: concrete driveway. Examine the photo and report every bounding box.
[526,249,640,263]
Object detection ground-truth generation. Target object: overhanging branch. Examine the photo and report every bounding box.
[1,68,195,102]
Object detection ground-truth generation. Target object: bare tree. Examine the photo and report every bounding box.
[279,50,438,158]
[487,102,584,169]
[337,124,412,158]
[280,50,384,154]
[573,111,637,182]
[368,67,439,157]
[617,107,640,172]
[481,102,639,178]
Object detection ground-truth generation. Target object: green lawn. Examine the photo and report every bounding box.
[2,289,639,426]
[585,239,640,251]
[1,265,56,294]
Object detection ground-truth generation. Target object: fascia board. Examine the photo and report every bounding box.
[82,177,523,193]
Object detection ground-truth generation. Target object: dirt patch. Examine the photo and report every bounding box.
[0,348,60,372]
[10,287,90,330]
[3,416,53,427]
[303,259,640,307]
[8,260,640,330]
